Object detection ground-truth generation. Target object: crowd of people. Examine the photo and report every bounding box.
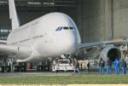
[99,58,127,74]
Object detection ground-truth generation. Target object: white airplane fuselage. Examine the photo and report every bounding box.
[7,12,81,62]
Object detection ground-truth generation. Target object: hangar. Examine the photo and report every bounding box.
[0,0,127,72]
[0,0,128,43]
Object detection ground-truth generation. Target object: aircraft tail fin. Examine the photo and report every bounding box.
[8,0,19,30]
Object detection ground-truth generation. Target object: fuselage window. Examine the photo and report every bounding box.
[64,27,69,30]
[56,27,62,31]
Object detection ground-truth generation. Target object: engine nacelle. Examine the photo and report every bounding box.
[100,45,121,62]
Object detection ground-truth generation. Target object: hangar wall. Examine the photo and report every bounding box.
[113,0,128,39]
[78,0,128,43]
[0,10,10,40]
[77,0,113,43]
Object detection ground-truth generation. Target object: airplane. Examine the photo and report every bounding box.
[0,0,126,64]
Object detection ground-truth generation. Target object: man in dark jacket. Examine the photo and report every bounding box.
[121,59,127,74]
[99,58,105,74]
[106,59,112,74]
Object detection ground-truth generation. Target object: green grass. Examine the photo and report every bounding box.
[0,74,128,84]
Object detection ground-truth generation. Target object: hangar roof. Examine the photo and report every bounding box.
[0,0,77,7]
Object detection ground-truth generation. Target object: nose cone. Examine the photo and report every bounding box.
[57,32,79,54]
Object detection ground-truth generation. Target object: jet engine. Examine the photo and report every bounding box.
[100,45,121,62]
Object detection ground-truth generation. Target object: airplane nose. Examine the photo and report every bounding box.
[62,34,78,53]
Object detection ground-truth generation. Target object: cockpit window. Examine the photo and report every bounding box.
[56,27,62,31]
[70,27,73,30]
[56,26,74,31]
[64,27,68,30]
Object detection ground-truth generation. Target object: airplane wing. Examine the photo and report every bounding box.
[0,40,7,45]
[0,44,18,55]
[79,39,125,49]
[0,40,17,55]
[0,44,32,56]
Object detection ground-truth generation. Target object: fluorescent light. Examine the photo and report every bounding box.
[27,2,41,5]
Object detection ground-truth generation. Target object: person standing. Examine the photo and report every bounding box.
[75,60,80,73]
[113,58,120,74]
[87,60,90,72]
[121,59,127,74]
[125,55,128,64]
[106,59,112,74]
[99,58,105,74]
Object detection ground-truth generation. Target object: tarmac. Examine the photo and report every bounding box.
[0,72,128,86]
[0,72,74,77]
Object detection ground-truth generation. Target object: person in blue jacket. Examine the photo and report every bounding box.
[113,58,120,74]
